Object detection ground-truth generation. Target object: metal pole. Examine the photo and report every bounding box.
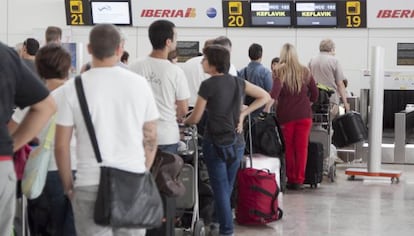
[368,46,384,173]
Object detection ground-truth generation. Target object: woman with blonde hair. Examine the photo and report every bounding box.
[270,43,318,190]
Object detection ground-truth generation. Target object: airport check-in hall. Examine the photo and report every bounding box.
[2,0,414,235]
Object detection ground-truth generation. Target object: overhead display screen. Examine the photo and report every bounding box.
[65,0,93,25]
[337,0,366,28]
[295,2,337,27]
[91,0,132,25]
[222,0,251,27]
[250,1,292,27]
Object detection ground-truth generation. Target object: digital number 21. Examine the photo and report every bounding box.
[71,14,84,25]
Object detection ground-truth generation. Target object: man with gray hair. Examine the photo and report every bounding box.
[308,38,350,116]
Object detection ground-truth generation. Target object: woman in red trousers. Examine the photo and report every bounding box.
[270,43,318,190]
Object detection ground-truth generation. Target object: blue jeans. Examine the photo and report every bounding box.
[158,143,179,154]
[28,170,76,236]
[202,138,244,236]
[45,171,76,236]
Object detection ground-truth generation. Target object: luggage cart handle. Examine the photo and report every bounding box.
[247,114,253,168]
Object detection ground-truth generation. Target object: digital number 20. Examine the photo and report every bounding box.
[228,15,244,27]
[71,14,84,25]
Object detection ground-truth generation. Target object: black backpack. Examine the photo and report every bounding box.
[312,83,335,113]
[244,112,285,157]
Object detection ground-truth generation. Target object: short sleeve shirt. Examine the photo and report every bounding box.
[56,67,159,187]
[309,52,345,104]
[129,57,190,145]
[0,42,49,155]
[198,74,245,145]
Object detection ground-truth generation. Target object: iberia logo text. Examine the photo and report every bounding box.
[141,8,196,18]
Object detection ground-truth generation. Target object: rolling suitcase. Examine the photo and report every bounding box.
[304,142,324,188]
[243,113,287,192]
[332,111,368,148]
[243,154,281,189]
[235,157,283,225]
[235,115,283,225]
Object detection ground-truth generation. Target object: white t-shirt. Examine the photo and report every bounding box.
[56,66,159,187]
[12,88,77,171]
[129,56,190,145]
[179,57,237,107]
[229,64,238,77]
[179,56,209,107]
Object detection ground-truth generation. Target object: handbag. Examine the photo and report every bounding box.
[74,75,163,228]
[21,119,55,199]
[151,149,185,197]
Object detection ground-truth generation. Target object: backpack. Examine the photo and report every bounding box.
[151,150,186,198]
[244,112,285,157]
[312,83,335,113]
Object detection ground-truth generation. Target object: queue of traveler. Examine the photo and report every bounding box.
[0,18,351,236]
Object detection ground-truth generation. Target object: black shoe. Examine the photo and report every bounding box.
[287,183,304,190]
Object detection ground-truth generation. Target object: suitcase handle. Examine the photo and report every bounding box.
[247,114,253,168]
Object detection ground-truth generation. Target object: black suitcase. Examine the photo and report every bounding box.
[304,142,324,188]
[332,111,368,148]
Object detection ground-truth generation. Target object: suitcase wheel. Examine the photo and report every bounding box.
[193,219,205,236]
[329,165,336,182]
[310,184,318,188]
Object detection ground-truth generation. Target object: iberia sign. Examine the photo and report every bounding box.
[131,0,222,27]
[367,0,414,28]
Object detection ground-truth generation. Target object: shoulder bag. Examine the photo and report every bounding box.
[75,75,163,228]
[22,119,55,199]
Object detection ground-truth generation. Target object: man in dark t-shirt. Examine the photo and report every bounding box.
[0,42,56,236]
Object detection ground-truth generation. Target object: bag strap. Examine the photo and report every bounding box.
[74,75,102,163]
[242,67,257,82]
[42,117,56,150]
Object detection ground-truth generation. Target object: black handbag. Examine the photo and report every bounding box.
[75,75,163,228]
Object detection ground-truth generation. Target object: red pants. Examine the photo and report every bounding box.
[281,118,312,184]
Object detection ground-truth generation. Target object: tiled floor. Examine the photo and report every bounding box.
[234,164,414,236]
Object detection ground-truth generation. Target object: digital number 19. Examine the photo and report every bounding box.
[346,15,361,27]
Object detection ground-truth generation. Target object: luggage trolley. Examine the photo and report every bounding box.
[311,102,336,182]
[175,124,206,236]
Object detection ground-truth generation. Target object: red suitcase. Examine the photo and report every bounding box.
[235,167,283,225]
[235,115,283,225]
[236,168,283,225]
